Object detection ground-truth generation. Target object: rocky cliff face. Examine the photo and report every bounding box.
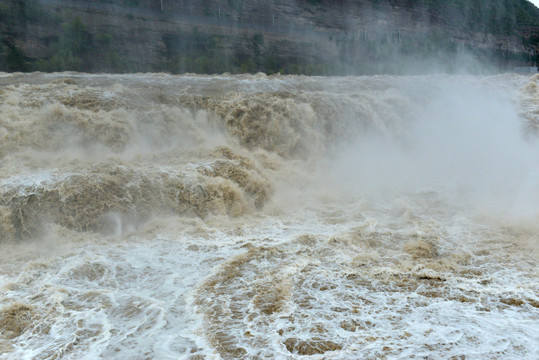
[1,0,538,74]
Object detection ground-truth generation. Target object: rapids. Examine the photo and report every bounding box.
[0,72,538,359]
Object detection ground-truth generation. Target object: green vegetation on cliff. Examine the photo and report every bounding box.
[33,17,127,72]
[1,0,538,74]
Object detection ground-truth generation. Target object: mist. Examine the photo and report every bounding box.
[310,76,539,225]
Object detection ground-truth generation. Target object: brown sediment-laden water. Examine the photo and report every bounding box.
[0,72,538,359]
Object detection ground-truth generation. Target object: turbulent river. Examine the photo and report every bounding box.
[0,72,538,359]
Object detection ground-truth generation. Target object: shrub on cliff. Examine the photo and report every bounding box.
[5,44,27,72]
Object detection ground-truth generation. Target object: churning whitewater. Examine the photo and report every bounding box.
[0,72,538,359]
